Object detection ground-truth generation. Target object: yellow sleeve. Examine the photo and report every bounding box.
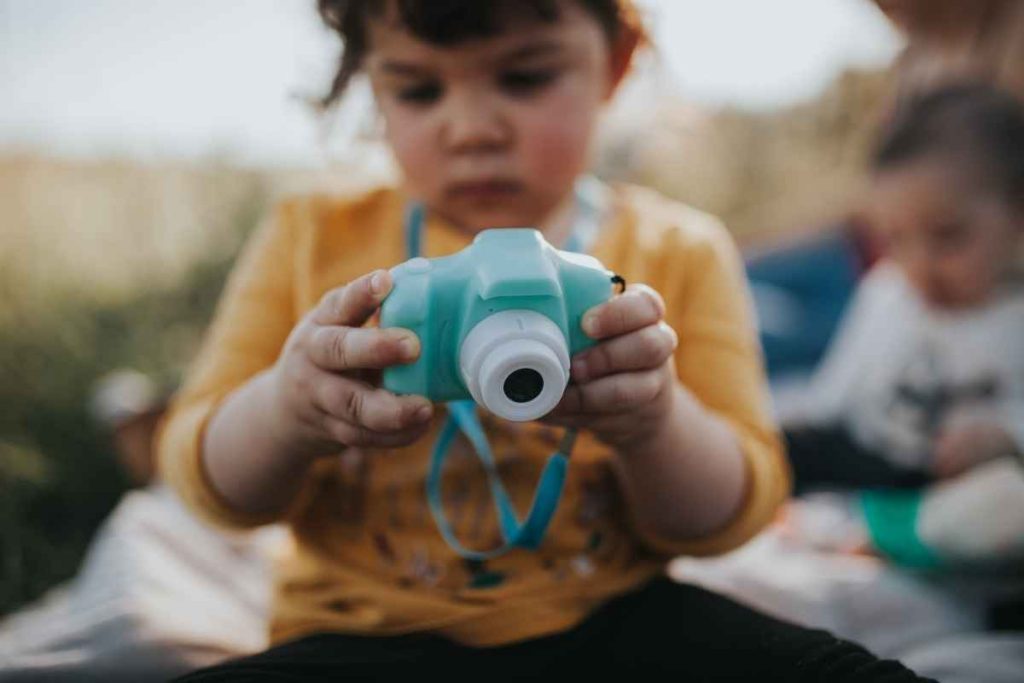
[632,219,791,557]
[156,199,304,530]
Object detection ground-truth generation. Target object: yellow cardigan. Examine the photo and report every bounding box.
[157,183,789,647]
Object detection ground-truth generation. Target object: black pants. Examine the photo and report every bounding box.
[173,577,934,681]
[785,425,931,496]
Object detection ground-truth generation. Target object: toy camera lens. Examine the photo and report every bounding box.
[503,369,544,403]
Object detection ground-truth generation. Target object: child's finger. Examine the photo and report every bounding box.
[554,368,664,415]
[322,414,433,450]
[931,431,961,477]
[309,325,420,371]
[581,284,665,340]
[313,374,433,433]
[572,322,677,382]
[931,449,951,478]
[312,270,393,327]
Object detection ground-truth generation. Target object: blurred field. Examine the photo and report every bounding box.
[0,155,368,613]
[598,68,887,241]
[0,66,886,617]
[0,156,260,613]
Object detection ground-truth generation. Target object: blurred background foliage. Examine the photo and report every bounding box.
[0,160,271,612]
[0,64,886,615]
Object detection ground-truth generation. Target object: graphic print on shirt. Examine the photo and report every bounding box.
[355,428,532,591]
[320,419,641,596]
[340,409,635,593]
[335,447,371,525]
[886,342,1002,455]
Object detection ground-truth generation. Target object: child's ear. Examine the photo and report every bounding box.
[603,26,641,101]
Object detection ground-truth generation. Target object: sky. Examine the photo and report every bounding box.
[0,0,902,167]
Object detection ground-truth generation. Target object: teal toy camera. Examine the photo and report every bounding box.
[381,228,619,421]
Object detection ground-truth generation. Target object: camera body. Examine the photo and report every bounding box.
[381,228,615,421]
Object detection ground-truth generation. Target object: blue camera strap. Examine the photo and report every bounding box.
[403,181,602,560]
[426,402,574,560]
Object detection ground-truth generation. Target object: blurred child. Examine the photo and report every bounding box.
[157,1,931,678]
[89,369,167,486]
[785,83,1024,564]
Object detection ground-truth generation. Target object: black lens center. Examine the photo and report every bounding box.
[503,368,544,403]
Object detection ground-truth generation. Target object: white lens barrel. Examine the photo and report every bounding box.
[459,310,570,421]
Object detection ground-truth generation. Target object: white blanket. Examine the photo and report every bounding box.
[0,485,282,682]
[670,498,1024,683]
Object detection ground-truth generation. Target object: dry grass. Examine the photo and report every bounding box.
[0,157,265,319]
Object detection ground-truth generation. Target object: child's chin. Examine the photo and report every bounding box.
[923,290,985,311]
[453,206,542,232]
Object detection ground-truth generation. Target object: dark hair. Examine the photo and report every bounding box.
[873,83,1024,207]
[316,0,645,109]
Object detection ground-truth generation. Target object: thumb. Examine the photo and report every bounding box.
[313,270,392,328]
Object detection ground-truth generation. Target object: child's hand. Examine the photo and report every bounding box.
[269,270,434,459]
[932,421,1016,479]
[542,284,679,449]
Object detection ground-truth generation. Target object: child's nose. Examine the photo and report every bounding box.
[442,94,511,153]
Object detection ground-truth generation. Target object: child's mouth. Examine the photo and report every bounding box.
[446,179,524,203]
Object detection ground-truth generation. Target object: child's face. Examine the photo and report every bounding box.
[365,1,625,231]
[867,158,1022,310]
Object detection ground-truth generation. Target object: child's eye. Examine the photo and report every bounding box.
[499,68,559,96]
[397,81,443,105]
